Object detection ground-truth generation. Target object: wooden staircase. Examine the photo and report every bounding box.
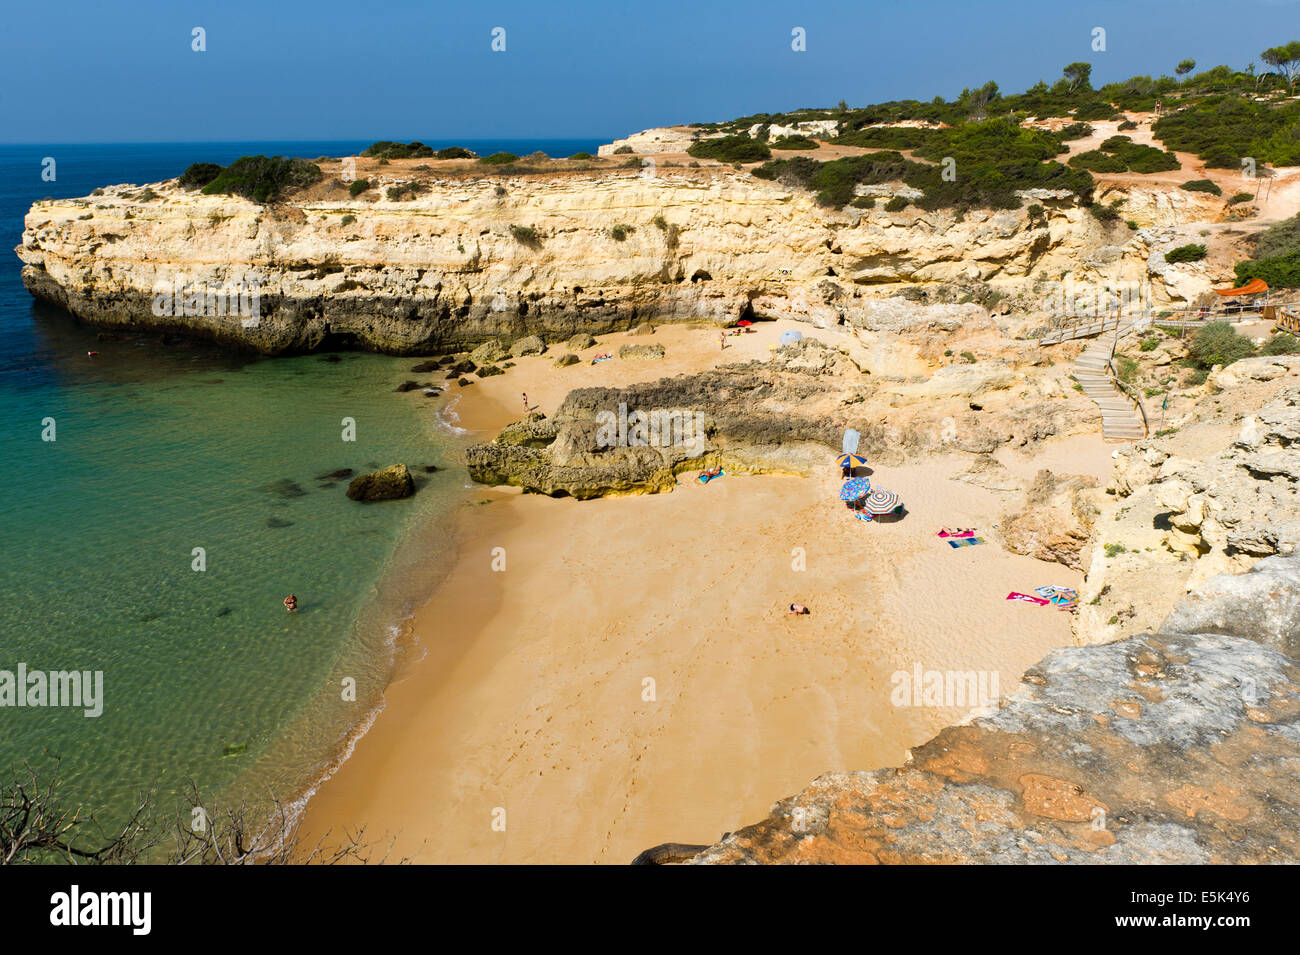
[1071,324,1147,442]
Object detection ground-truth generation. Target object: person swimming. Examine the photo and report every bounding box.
[283,594,298,613]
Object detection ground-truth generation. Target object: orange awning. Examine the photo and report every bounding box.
[1214,278,1269,296]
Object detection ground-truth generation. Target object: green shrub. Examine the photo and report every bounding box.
[1058,122,1093,140]
[610,224,635,241]
[200,155,322,202]
[362,141,435,159]
[179,162,223,190]
[1253,213,1300,259]
[1188,321,1255,368]
[769,135,820,150]
[1104,543,1127,558]
[568,151,594,160]
[1117,119,1138,131]
[612,145,633,154]
[1165,243,1207,263]
[1227,192,1254,205]
[960,350,977,363]
[1262,332,1300,355]
[1089,201,1124,222]
[479,152,520,165]
[1234,250,1300,287]
[348,178,371,197]
[1072,101,1119,121]
[510,224,541,246]
[884,196,909,211]
[1180,179,1222,196]
[340,214,355,226]
[1069,149,1127,173]
[850,196,874,208]
[1139,337,1160,351]
[435,146,475,160]
[1153,94,1300,168]
[1116,356,1139,382]
[687,135,772,163]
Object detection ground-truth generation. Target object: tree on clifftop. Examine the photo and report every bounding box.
[1261,42,1300,91]
[1062,62,1093,93]
[1176,59,1196,81]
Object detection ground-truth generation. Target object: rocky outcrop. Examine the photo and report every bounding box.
[345,464,415,501]
[999,470,1101,569]
[466,338,1096,497]
[686,573,1300,863]
[16,159,1208,355]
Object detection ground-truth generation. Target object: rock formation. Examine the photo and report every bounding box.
[16,159,1215,355]
[345,464,415,501]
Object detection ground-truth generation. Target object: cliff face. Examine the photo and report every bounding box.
[16,164,1211,355]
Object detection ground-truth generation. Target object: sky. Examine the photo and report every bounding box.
[0,0,1296,144]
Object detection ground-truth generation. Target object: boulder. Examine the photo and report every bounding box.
[346,464,416,502]
[1161,554,1300,659]
[470,340,508,363]
[567,332,597,350]
[510,335,547,357]
[476,364,505,377]
[618,343,665,360]
[628,323,656,336]
[554,353,580,367]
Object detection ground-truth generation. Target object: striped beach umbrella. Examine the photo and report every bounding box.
[861,487,901,515]
[838,477,871,501]
[836,453,868,469]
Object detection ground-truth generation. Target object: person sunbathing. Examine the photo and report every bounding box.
[699,466,722,478]
[788,603,810,615]
[937,527,974,537]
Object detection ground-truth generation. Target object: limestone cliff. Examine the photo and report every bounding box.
[16,159,1214,355]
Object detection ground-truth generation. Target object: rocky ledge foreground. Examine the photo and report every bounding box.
[690,593,1300,864]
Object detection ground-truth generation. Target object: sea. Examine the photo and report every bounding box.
[0,138,604,835]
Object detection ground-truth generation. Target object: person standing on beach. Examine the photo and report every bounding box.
[720,331,726,351]
[521,392,528,412]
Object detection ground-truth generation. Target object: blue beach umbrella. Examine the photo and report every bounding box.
[839,477,871,501]
[780,329,803,345]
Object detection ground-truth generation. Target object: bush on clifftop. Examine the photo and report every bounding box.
[199,156,322,202]
[362,141,436,159]
[179,162,223,190]
[687,135,772,163]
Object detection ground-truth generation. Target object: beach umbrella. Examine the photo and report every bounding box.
[839,477,871,501]
[737,319,753,327]
[836,453,868,469]
[860,487,901,515]
[780,329,803,345]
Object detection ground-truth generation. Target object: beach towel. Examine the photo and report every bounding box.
[697,469,724,484]
[1034,585,1078,599]
[938,529,976,539]
[947,536,985,548]
[1007,592,1051,606]
[854,511,873,522]
[591,356,612,364]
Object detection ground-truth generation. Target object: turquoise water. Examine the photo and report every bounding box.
[0,138,601,831]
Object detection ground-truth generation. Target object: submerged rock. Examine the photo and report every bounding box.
[346,464,415,501]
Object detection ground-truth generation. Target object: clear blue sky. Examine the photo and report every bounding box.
[0,0,1295,143]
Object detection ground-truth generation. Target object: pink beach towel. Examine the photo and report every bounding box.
[1006,592,1051,606]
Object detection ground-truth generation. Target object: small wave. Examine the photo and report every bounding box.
[436,395,469,436]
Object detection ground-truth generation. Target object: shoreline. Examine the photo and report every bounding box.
[298,321,1113,863]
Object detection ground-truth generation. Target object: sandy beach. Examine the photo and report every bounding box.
[300,322,1112,863]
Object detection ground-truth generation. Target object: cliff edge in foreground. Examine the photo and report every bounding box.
[690,565,1300,864]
